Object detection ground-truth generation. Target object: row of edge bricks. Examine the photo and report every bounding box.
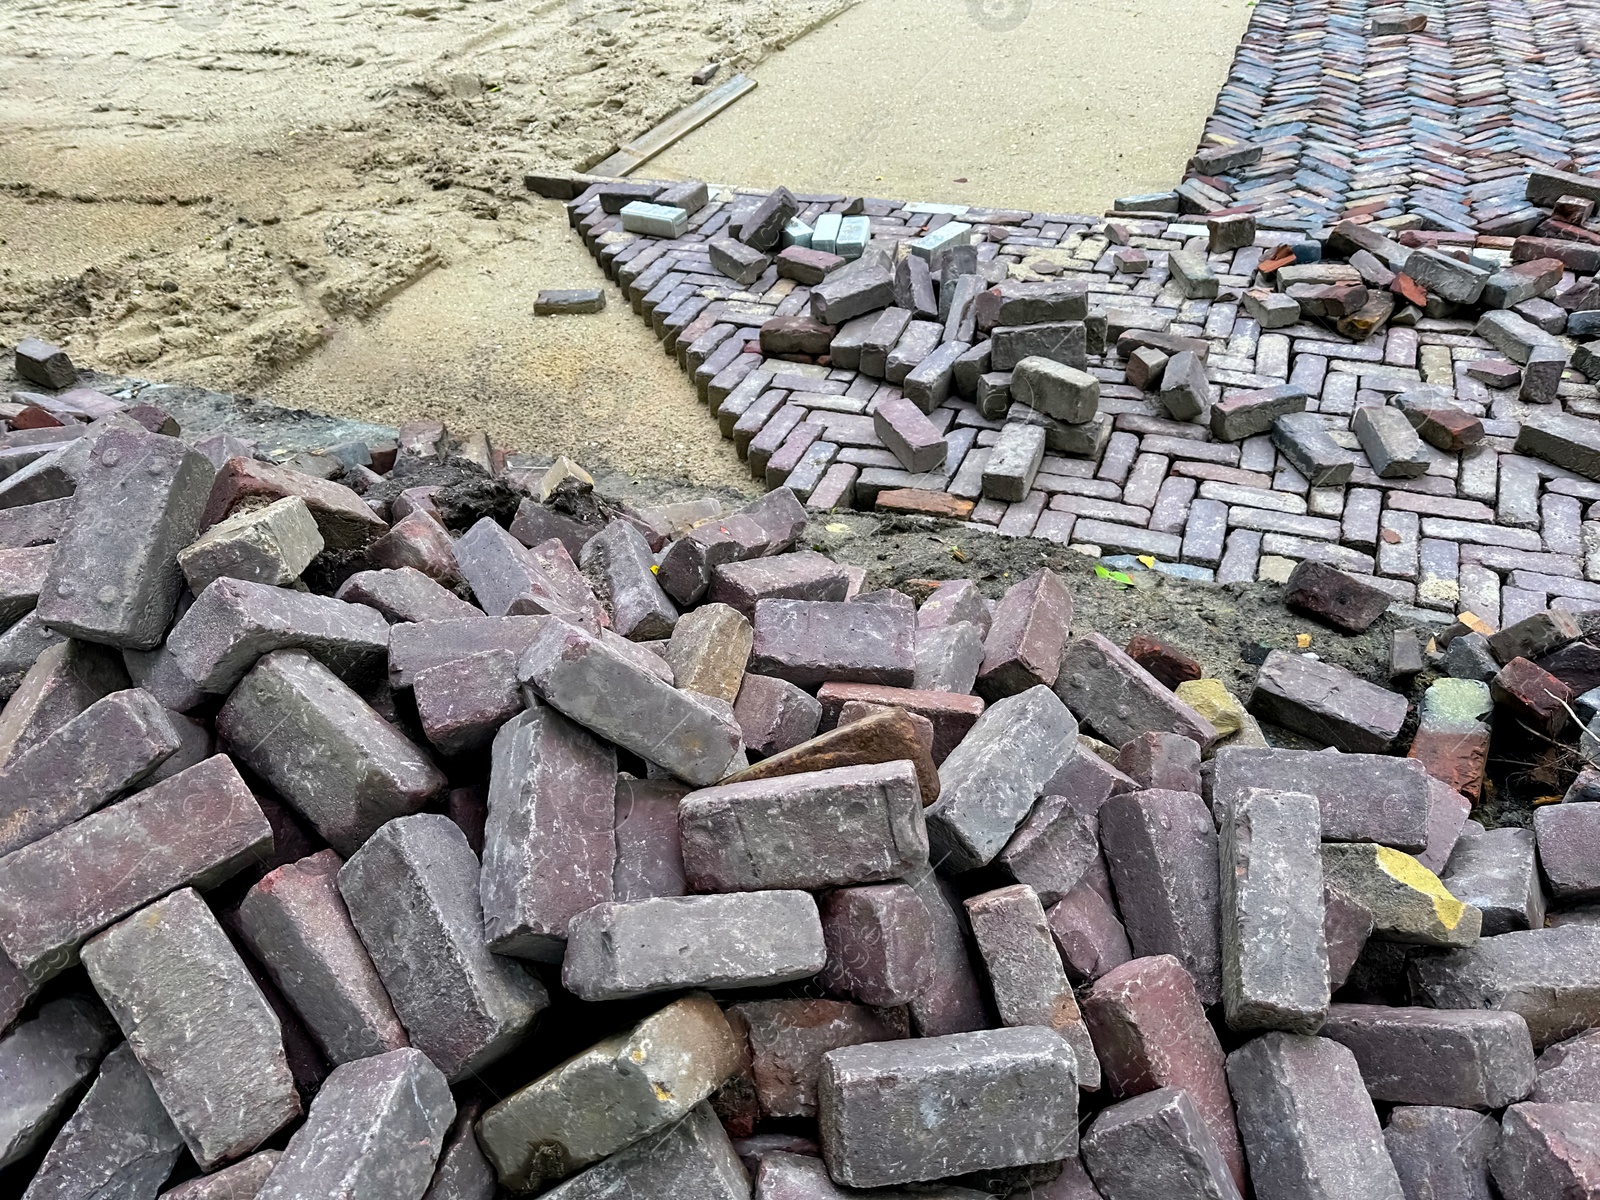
[558,167,1600,631]
[2,332,1600,1198]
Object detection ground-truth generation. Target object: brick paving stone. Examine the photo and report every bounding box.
[927,685,1075,872]
[1081,954,1245,1192]
[1284,559,1391,632]
[82,888,300,1169]
[1533,1030,1600,1104]
[819,882,934,1007]
[1321,1004,1536,1110]
[976,569,1072,701]
[1220,788,1329,1034]
[965,884,1099,1090]
[1225,1034,1404,1200]
[563,891,826,1002]
[1443,828,1546,937]
[1057,633,1218,749]
[1100,790,1222,1005]
[1383,1106,1498,1200]
[1491,1102,1600,1200]
[476,994,737,1192]
[817,1028,1080,1188]
[531,1103,747,1200]
[682,761,927,892]
[1534,803,1600,903]
[219,650,445,856]
[339,815,548,1079]
[1247,651,1408,753]
[0,995,117,1169]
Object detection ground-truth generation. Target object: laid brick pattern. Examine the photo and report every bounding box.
[1189,0,1600,232]
[571,182,1600,629]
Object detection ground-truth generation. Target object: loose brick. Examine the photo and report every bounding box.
[1383,1106,1497,1200]
[1124,633,1202,689]
[1534,1029,1600,1103]
[178,496,322,596]
[1081,1088,1243,1200]
[667,602,753,702]
[1534,802,1600,902]
[906,867,990,1037]
[613,775,689,902]
[0,755,270,985]
[562,891,826,1002]
[412,648,524,755]
[339,814,547,1079]
[519,619,743,786]
[34,429,212,649]
[1410,677,1493,802]
[1443,827,1546,936]
[820,882,935,1007]
[0,995,117,1169]
[1248,650,1408,753]
[1047,881,1132,984]
[1283,558,1392,632]
[82,889,300,1169]
[976,568,1072,701]
[817,1028,1079,1188]
[734,672,822,757]
[1055,633,1219,750]
[257,1048,453,1200]
[535,1103,747,1200]
[965,884,1099,1090]
[1412,925,1600,1048]
[578,520,678,640]
[709,551,851,620]
[749,597,915,689]
[1158,351,1209,422]
[219,650,446,856]
[1209,384,1309,442]
[1491,1102,1600,1200]
[717,706,939,804]
[1321,1004,1535,1109]
[1220,788,1329,1034]
[1492,656,1572,737]
[1272,412,1355,487]
[335,566,479,624]
[454,519,601,628]
[1100,790,1223,1004]
[1012,357,1100,423]
[24,1041,184,1200]
[1115,731,1199,793]
[657,489,807,607]
[734,1000,905,1120]
[476,994,738,1192]
[481,704,615,961]
[998,793,1100,906]
[682,760,927,892]
[1321,842,1480,947]
[926,685,1076,872]
[202,457,386,551]
[0,686,180,858]
[1225,1033,1404,1200]
[167,577,390,694]
[1081,954,1245,1192]
[915,621,985,693]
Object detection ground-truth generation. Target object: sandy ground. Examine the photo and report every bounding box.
[0,0,1243,486]
[650,0,1254,214]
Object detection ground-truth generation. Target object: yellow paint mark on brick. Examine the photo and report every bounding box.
[1375,845,1466,929]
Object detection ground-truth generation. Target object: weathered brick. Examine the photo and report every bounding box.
[1100,790,1223,1004]
[1534,802,1600,902]
[1248,650,1408,753]
[481,703,615,961]
[926,685,1076,872]
[1225,1033,1404,1200]
[817,1028,1079,1188]
[455,519,602,628]
[749,597,915,689]
[682,760,927,892]
[81,888,300,1169]
[335,566,479,624]
[1125,633,1202,689]
[915,621,986,693]
[1012,357,1100,423]
[1492,657,1572,737]
[519,619,743,786]
[1283,558,1391,632]
[177,496,322,596]
[1081,1088,1243,1200]
[1443,827,1546,936]
[734,672,822,757]
[338,815,548,1079]
[1321,1004,1535,1109]
[613,775,689,902]
[1056,633,1219,751]
[257,1048,453,1200]
[167,577,390,694]
[0,686,180,858]
[708,551,851,619]
[1115,731,1200,794]
[1220,788,1329,1034]
[0,755,270,985]
[997,793,1100,906]
[218,650,446,856]
[1158,351,1209,421]
[1081,954,1244,1192]
[820,882,935,1007]
[412,648,524,755]
[1322,842,1480,947]
[1410,677,1493,802]
[562,891,826,1001]
[33,429,212,649]
[733,1000,905,1121]
[666,602,752,702]
[476,994,738,1192]
[1272,412,1356,487]
[966,884,1099,1091]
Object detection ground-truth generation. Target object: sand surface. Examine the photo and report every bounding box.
[650,0,1254,215]
[1,0,1242,486]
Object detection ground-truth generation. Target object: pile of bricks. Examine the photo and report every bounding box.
[2,336,1600,1199]
[557,162,1600,629]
